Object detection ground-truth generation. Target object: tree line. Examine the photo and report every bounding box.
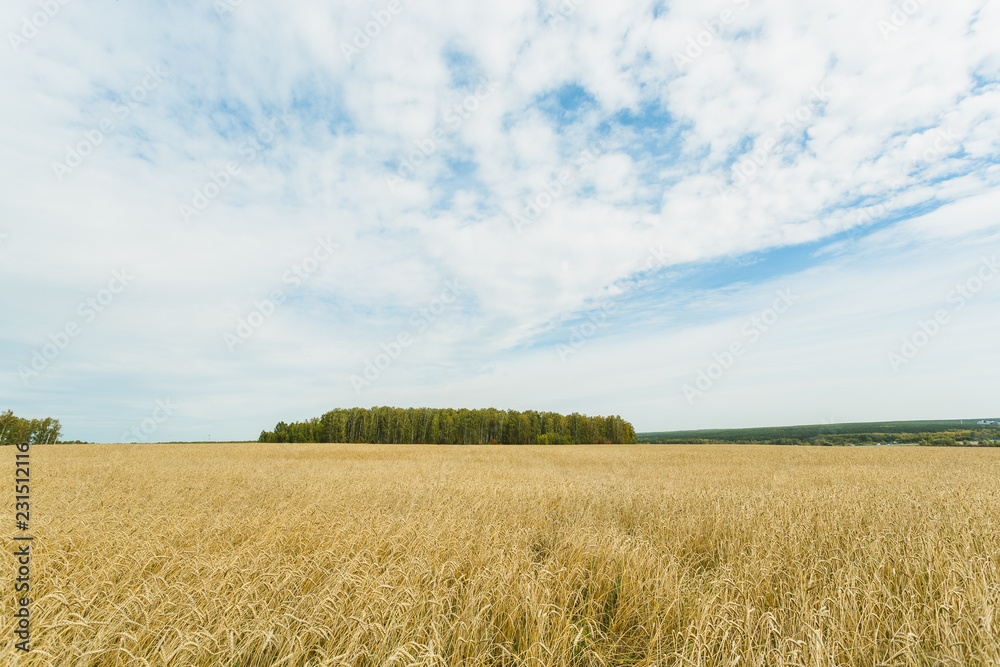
[1,410,62,445]
[638,420,1000,446]
[259,407,637,445]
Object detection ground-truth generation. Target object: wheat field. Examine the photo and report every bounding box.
[3,443,999,666]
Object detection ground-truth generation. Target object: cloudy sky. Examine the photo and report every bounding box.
[2,0,998,443]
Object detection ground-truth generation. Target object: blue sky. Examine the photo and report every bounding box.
[1,0,998,442]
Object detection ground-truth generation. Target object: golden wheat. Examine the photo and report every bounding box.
[3,443,999,666]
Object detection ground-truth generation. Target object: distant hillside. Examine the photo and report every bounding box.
[638,419,1000,446]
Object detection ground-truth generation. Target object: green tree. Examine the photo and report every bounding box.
[1,410,62,445]
[258,407,638,445]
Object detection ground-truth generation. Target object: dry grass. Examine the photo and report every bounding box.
[3,443,999,666]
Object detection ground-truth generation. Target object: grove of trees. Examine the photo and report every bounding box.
[0,410,62,445]
[259,407,637,445]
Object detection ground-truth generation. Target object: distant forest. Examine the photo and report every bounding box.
[259,407,638,444]
[638,419,1000,446]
